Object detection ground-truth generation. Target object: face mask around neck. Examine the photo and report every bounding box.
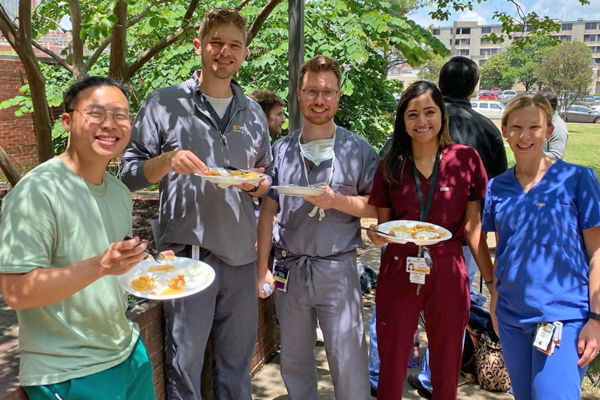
[299,132,336,166]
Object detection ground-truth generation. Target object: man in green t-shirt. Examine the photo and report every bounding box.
[0,77,156,400]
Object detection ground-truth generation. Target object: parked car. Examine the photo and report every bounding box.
[490,87,502,93]
[471,100,506,119]
[501,90,518,101]
[478,91,498,100]
[560,105,600,123]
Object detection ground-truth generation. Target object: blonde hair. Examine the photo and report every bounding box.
[199,8,247,45]
[501,93,554,128]
[298,55,342,89]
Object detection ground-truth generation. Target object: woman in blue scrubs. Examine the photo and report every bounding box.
[483,94,600,400]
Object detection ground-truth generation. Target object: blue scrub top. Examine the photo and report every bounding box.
[483,160,600,325]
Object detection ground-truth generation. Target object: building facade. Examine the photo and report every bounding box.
[431,19,600,93]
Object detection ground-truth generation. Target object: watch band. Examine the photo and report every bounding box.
[590,312,600,321]
[244,182,261,194]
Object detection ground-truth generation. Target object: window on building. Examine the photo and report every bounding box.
[479,59,487,66]
[481,38,492,45]
[433,28,440,35]
[455,38,471,45]
[482,26,492,34]
[554,35,572,41]
[595,58,600,65]
[585,22,598,30]
[456,27,471,35]
[584,34,597,42]
[455,49,470,56]
[561,23,573,31]
[480,48,499,56]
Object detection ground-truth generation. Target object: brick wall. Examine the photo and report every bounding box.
[0,57,38,174]
[0,296,280,400]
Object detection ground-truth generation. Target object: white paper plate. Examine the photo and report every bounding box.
[272,185,325,197]
[376,220,452,246]
[195,168,267,186]
[119,257,215,300]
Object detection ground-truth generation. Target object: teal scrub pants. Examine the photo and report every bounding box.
[24,337,155,400]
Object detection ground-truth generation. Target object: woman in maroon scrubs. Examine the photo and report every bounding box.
[367,81,495,400]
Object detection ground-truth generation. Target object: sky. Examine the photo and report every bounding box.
[409,0,600,27]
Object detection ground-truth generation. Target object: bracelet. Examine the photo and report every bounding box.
[590,312,600,321]
[484,279,493,285]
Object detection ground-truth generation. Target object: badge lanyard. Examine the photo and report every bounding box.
[298,127,337,221]
[411,147,441,294]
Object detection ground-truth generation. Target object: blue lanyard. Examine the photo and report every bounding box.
[412,148,442,222]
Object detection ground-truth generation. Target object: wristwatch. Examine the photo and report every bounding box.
[590,312,600,321]
[244,182,261,193]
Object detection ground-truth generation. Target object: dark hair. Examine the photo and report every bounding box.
[249,89,285,115]
[64,76,128,112]
[438,56,479,99]
[538,87,558,112]
[381,81,452,187]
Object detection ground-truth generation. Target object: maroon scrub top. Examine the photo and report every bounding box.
[369,143,487,257]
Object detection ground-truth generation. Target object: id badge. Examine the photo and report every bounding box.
[407,257,431,275]
[273,264,290,292]
[534,323,556,354]
[409,272,426,285]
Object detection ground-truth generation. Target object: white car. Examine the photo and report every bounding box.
[500,90,517,100]
[470,100,506,119]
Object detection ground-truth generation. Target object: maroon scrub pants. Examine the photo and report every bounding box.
[375,242,470,400]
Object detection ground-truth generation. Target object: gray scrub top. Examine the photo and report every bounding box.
[121,75,271,266]
[268,127,379,258]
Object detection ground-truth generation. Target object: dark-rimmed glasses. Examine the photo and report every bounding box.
[72,107,132,126]
[300,89,339,101]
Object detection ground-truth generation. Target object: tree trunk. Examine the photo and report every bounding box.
[0,144,22,186]
[109,1,127,82]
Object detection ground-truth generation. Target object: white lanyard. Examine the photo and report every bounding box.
[298,125,337,188]
[298,126,337,221]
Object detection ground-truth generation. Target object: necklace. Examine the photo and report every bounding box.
[61,152,108,197]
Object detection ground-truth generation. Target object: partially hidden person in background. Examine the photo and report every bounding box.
[249,88,286,140]
[483,93,600,400]
[539,87,569,160]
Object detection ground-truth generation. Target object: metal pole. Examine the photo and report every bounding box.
[288,0,304,132]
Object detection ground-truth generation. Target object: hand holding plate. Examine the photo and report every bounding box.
[304,185,337,210]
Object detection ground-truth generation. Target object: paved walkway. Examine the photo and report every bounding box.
[252,222,512,399]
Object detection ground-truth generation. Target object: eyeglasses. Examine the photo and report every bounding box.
[300,89,339,101]
[72,107,132,126]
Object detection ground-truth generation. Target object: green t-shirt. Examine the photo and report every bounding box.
[0,157,139,386]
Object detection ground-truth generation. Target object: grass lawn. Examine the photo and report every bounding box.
[504,122,600,180]
[504,122,600,397]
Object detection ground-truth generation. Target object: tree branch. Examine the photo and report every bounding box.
[32,40,73,71]
[86,36,111,70]
[67,0,85,80]
[19,0,33,48]
[246,0,283,46]
[0,144,21,186]
[126,24,199,80]
[182,0,200,26]
[38,14,71,32]
[236,0,253,11]
[128,4,151,28]
[0,5,20,51]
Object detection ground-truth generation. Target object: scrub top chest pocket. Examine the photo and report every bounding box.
[531,201,579,246]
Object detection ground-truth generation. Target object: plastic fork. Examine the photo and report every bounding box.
[124,236,164,263]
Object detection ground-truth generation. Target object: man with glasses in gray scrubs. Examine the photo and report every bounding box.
[257,55,379,400]
[121,8,271,400]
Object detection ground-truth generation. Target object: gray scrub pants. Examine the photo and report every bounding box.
[274,250,370,400]
[164,247,257,400]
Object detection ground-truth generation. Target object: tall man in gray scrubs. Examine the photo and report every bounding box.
[257,55,379,400]
[121,8,271,400]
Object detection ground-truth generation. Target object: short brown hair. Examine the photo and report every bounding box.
[249,89,285,115]
[298,55,342,89]
[501,93,553,128]
[199,8,247,45]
